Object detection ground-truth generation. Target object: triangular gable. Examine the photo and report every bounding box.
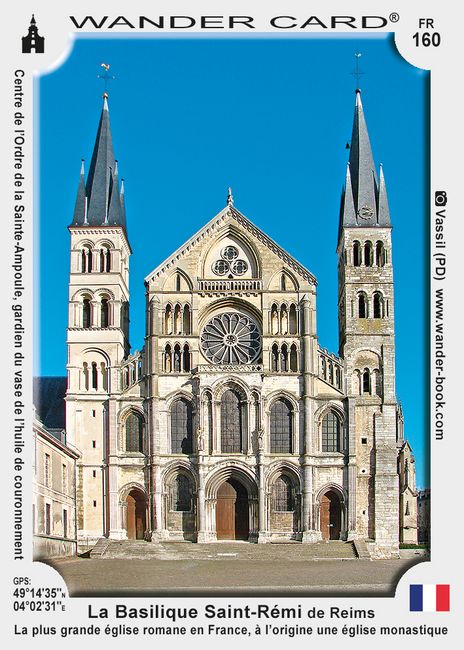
[145,205,317,284]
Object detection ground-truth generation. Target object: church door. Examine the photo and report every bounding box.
[126,489,146,540]
[216,479,249,540]
[320,491,342,540]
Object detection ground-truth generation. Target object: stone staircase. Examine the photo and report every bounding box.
[90,539,358,560]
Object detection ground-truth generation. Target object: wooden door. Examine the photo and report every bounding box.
[320,495,330,540]
[127,495,136,540]
[216,481,236,539]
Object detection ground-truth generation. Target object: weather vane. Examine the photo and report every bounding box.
[351,53,364,90]
[98,63,116,96]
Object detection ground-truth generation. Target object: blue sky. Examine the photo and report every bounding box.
[37,34,429,487]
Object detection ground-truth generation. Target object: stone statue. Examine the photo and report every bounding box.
[257,427,265,451]
[197,426,205,452]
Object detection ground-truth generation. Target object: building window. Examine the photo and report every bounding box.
[91,362,98,389]
[125,412,144,452]
[364,241,373,267]
[101,298,110,327]
[83,298,91,328]
[81,247,92,273]
[44,453,51,487]
[280,343,288,372]
[171,474,192,512]
[358,293,368,318]
[373,292,383,319]
[183,344,191,373]
[270,398,293,453]
[62,463,67,494]
[171,399,193,454]
[272,475,294,511]
[289,304,298,334]
[271,344,279,371]
[362,369,371,395]
[322,412,341,452]
[376,241,385,267]
[220,389,243,453]
[63,509,68,538]
[353,241,361,266]
[45,503,51,535]
[405,501,410,516]
[290,344,298,372]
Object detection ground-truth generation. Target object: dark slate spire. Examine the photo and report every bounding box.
[72,159,86,224]
[339,90,391,232]
[71,95,126,230]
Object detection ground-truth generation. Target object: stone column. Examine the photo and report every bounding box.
[257,448,268,543]
[301,297,319,542]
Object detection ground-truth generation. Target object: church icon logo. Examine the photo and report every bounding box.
[22,14,45,54]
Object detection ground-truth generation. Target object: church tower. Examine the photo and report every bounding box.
[65,95,132,542]
[337,89,399,557]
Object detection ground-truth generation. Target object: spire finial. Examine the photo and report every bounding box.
[227,186,234,207]
[351,52,364,92]
[98,63,115,98]
[80,158,85,175]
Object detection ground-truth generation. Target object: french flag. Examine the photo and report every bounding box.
[410,584,450,612]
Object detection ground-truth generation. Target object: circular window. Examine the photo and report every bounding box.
[221,245,239,261]
[201,313,261,364]
[231,259,248,275]
[212,259,229,276]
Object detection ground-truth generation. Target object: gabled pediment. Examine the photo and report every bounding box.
[145,205,317,285]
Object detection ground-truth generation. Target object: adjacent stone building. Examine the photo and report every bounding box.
[33,378,79,559]
[63,88,417,558]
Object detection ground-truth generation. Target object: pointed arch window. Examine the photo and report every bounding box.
[280,344,288,372]
[280,305,288,334]
[183,344,191,373]
[83,298,91,328]
[175,273,181,292]
[171,399,193,454]
[280,274,286,290]
[164,344,172,372]
[173,344,181,372]
[171,474,193,511]
[322,412,341,452]
[290,344,298,372]
[271,304,279,335]
[125,411,144,452]
[271,344,279,372]
[270,398,293,453]
[272,475,294,511]
[289,304,298,335]
[183,304,191,335]
[220,389,243,453]
[164,305,173,335]
[353,241,361,267]
[174,304,182,335]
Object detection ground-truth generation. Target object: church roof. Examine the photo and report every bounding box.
[71,96,126,231]
[145,203,317,285]
[339,90,391,237]
[33,376,67,430]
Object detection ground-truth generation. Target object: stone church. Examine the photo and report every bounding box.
[65,87,417,558]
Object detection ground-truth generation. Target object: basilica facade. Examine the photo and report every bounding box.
[65,89,416,558]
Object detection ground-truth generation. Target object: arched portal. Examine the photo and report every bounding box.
[320,490,342,540]
[126,488,147,540]
[216,478,249,540]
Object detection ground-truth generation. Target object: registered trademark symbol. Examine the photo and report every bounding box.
[389,12,400,22]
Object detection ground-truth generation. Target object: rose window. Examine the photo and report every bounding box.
[201,313,261,364]
[211,245,248,276]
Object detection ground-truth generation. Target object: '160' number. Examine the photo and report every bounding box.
[413,32,441,47]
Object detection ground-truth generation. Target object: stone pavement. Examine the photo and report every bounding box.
[46,541,426,597]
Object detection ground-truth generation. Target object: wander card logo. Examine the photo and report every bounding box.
[409,585,450,612]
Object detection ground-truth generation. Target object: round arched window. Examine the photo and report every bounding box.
[201,312,261,364]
